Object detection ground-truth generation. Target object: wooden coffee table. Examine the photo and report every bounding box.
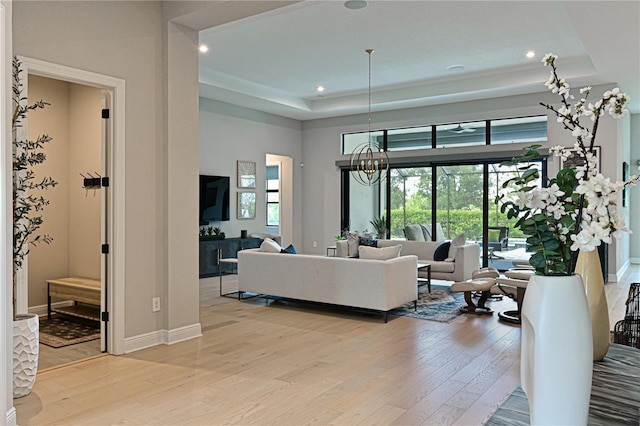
[417,263,431,293]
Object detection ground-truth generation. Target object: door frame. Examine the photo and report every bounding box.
[18,56,125,355]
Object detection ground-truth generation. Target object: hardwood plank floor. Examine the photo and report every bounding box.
[14,268,638,425]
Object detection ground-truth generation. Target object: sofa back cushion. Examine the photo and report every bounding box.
[358,244,402,260]
[403,224,426,241]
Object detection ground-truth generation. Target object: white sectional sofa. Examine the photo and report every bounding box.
[237,248,418,321]
[336,239,480,282]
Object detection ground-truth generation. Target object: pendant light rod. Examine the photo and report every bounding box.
[349,48,389,186]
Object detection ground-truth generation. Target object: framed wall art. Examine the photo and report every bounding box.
[560,146,601,172]
[237,191,256,219]
[237,160,256,189]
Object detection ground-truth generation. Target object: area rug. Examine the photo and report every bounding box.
[388,285,465,323]
[484,343,640,425]
[39,315,100,348]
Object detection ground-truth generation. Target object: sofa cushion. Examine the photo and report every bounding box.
[280,244,297,254]
[260,237,282,253]
[404,224,425,241]
[448,233,466,258]
[430,260,456,273]
[433,241,451,261]
[358,244,402,260]
[346,233,360,257]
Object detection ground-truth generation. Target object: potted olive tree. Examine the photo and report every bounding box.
[12,57,57,398]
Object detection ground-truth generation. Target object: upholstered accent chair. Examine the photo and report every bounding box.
[403,223,445,242]
[488,226,509,252]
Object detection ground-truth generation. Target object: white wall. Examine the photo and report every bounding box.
[301,87,632,278]
[199,98,303,249]
[2,1,14,422]
[13,1,201,342]
[26,76,71,307]
[631,113,640,261]
[26,76,101,309]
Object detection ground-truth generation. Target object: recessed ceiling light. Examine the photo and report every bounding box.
[199,45,209,53]
[526,50,536,58]
[344,1,367,10]
[447,65,465,72]
[317,85,325,93]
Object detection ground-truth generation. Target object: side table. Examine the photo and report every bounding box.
[218,249,239,298]
[417,263,431,293]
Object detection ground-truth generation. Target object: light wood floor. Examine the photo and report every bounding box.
[14,268,638,425]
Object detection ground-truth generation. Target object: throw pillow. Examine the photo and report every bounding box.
[358,244,402,260]
[433,241,451,261]
[488,229,501,242]
[359,236,378,247]
[403,224,425,241]
[420,224,432,241]
[259,237,281,253]
[346,232,360,257]
[280,244,297,254]
[448,233,467,259]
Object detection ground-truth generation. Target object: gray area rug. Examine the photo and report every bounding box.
[485,343,640,425]
[389,285,465,323]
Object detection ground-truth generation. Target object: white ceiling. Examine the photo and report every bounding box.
[198,1,640,121]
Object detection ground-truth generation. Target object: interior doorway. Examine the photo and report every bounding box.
[16,56,127,361]
[25,74,104,369]
[266,154,293,246]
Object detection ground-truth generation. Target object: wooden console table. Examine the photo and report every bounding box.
[47,277,101,321]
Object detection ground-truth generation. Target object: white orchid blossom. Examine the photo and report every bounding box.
[499,54,638,275]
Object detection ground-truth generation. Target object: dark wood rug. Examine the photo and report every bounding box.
[485,343,640,425]
[39,314,100,348]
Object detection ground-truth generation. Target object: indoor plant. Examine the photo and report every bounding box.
[498,54,637,275]
[497,53,638,424]
[12,57,57,397]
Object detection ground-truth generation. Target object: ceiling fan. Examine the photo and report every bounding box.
[449,123,477,134]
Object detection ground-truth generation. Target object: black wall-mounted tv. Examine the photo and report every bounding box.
[199,175,230,224]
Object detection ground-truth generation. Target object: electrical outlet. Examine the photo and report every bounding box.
[313,241,317,248]
[152,297,160,312]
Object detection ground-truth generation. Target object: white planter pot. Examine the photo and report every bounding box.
[13,313,39,398]
[521,274,592,425]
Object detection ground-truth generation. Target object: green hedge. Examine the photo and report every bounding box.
[390,208,524,239]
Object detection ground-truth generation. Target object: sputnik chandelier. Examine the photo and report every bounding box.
[350,49,389,186]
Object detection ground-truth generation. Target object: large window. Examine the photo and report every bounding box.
[341,115,547,154]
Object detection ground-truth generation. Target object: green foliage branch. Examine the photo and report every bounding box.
[12,57,57,319]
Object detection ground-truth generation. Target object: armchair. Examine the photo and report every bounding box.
[488,226,509,252]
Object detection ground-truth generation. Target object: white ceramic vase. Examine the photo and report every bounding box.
[575,249,610,361]
[521,274,592,425]
[13,313,39,398]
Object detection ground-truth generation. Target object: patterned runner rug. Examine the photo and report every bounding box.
[39,314,100,348]
[389,284,465,323]
[485,343,640,425]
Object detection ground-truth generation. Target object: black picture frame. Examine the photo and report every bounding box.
[560,146,601,172]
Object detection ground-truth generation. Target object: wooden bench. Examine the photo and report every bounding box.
[47,277,101,321]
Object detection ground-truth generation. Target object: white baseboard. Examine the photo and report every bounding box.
[123,323,202,354]
[28,301,73,317]
[630,257,640,264]
[6,407,16,425]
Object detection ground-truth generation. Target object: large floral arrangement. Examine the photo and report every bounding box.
[497,54,638,276]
